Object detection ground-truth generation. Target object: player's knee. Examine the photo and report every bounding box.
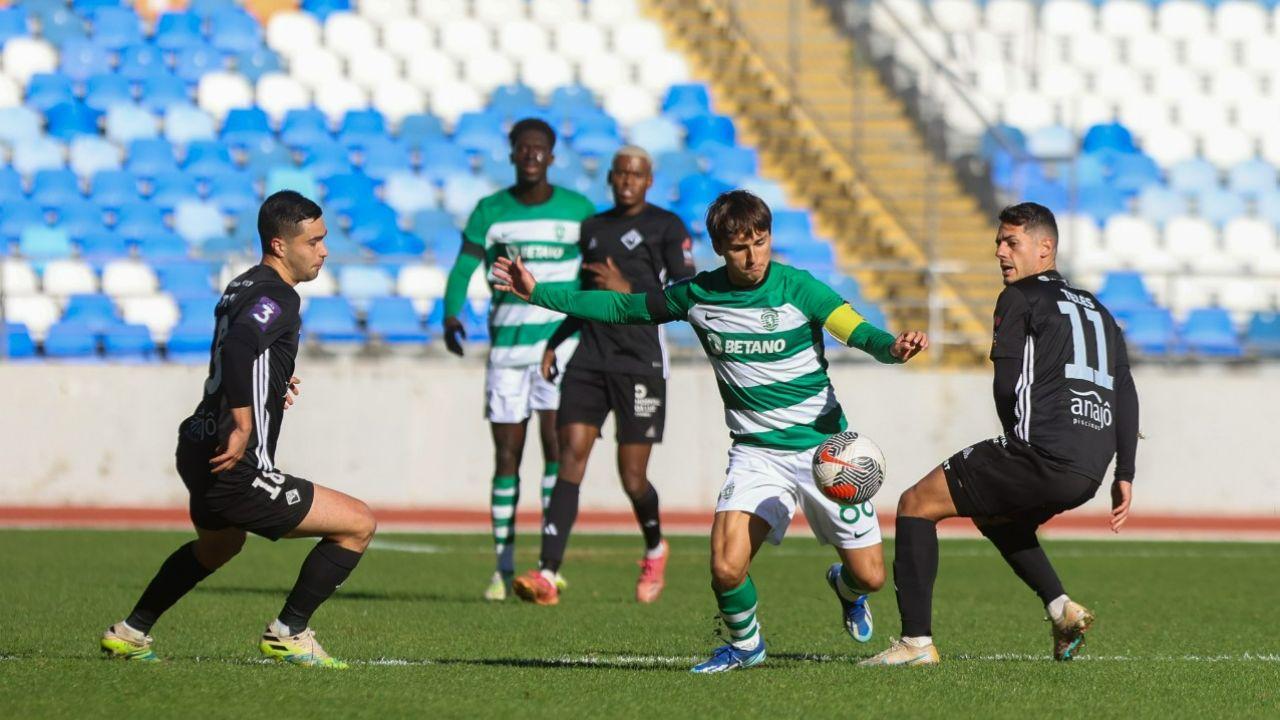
[354,503,378,546]
[858,565,886,593]
[619,471,648,500]
[196,533,244,568]
[896,486,921,516]
[710,557,748,591]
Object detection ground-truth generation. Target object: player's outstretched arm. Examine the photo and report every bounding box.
[494,256,663,325]
[822,304,928,364]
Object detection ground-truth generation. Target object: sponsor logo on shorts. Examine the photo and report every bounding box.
[719,483,735,502]
[620,229,643,250]
[633,383,661,419]
[1070,388,1112,431]
[761,308,779,331]
[286,488,301,506]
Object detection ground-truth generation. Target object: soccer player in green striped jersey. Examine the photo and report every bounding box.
[495,190,929,672]
[442,118,597,601]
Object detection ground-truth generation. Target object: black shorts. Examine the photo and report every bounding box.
[557,367,666,444]
[176,437,314,541]
[942,435,1100,524]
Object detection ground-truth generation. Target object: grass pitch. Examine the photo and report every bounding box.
[1,530,1276,719]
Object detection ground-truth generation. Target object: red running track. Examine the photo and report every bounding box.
[1,506,1278,541]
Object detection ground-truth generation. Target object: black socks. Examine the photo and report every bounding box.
[538,480,581,573]
[277,540,363,635]
[126,541,214,634]
[893,516,940,638]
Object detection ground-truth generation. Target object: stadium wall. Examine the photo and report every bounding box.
[0,360,1274,519]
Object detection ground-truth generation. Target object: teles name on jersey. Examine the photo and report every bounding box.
[1060,288,1096,310]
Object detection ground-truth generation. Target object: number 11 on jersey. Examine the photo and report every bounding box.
[1057,301,1114,390]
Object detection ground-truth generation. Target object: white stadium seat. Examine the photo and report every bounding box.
[1126,35,1177,73]
[383,19,432,61]
[579,53,629,96]
[931,0,981,33]
[120,295,179,341]
[603,84,657,129]
[519,52,574,98]
[196,72,254,122]
[1176,98,1229,136]
[101,260,159,298]
[1260,133,1280,168]
[1184,36,1231,73]
[1092,66,1143,101]
[256,73,312,123]
[1242,36,1280,73]
[1165,217,1237,273]
[637,51,690,95]
[587,0,640,27]
[1061,95,1115,134]
[1099,0,1153,37]
[497,20,550,59]
[397,263,448,313]
[371,78,426,124]
[2,37,56,85]
[429,81,484,126]
[1141,126,1197,167]
[1039,0,1095,36]
[1067,34,1119,71]
[405,50,459,91]
[414,0,466,22]
[356,0,412,28]
[1000,91,1055,131]
[296,267,336,297]
[289,48,344,90]
[531,0,582,26]
[1034,65,1084,100]
[1214,0,1267,40]
[1218,280,1271,318]
[1166,277,1218,316]
[463,54,517,95]
[314,79,369,123]
[42,260,98,298]
[324,11,378,60]
[440,18,493,60]
[612,21,667,62]
[1201,128,1254,169]
[474,0,527,24]
[1153,67,1202,101]
[383,172,439,216]
[266,12,322,59]
[1211,68,1262,104]
[983,0,1033,34]
[0,74,21,109]
[1157,0,1211,39]
[555,20,608,62]
[1,259,39,296]
[349,49,401,93]
[1117,98,1169,140]
[3,295,60,340]
[1233,99,1279,138]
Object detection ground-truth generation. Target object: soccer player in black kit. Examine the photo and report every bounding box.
[862,203,1139,666]
[100,191,377,669]
[511,146,696,605]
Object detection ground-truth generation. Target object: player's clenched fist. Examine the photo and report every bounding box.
[891,330,929,362]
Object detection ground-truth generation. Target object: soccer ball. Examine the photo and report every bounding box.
[811,431,886,505]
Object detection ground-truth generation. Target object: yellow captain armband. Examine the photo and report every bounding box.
[822,304,866,346]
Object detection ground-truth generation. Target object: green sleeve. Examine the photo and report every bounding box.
[443,251,482,319]
[791,268,845,321]
[529,286,660,325]
[660,278,695,320]
[848,321,901,364]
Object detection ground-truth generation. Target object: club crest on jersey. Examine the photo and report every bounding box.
[251,297,282,329]
[706,332,724,355]
[555,223,565,240]
[761,308,779,331]
[620,229,643,250]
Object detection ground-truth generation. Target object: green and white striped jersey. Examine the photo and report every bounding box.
[660,263,849,451]
[462,187,596,367]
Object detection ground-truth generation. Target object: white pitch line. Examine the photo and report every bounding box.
[368,540,447,554]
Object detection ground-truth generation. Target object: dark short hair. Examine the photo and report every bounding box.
[999,202,1058,243]
[508,117,556,149]
[705,190,772,246]
[258,190,322,255]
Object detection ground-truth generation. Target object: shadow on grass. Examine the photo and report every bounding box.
[196,586,468,604]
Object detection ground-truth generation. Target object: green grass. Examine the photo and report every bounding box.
[1,530,1276,719]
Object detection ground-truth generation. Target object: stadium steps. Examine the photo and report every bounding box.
[646,0,997,364]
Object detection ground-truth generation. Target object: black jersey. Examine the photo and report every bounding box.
[179,265,302,472]
[990,270,1137,482]
[566,204,696,377]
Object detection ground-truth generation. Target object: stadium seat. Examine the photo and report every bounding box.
[211,8,265,54]
[26,72,76,111]
[1121,307,1179,356]
[44,320,99,359]
[69,137,123,179]
[102,322,156,359]
[32,169,82,209]
[360,138,413,182]
[1245,312,1280,357]
[302,296,365,343]
[54,199,105,237]
[173,200,227,244]
[142,75,193,114]
[1097,271,1155,314]
[156,261,215,299]
[105,104,160,144]
[150,171,201,211]
[42,259,98,299]
[63,293,120,332]
[1181,308,1242,357]
[126,139,179,178]
[102,260,159,297]
[337,265,394,308]
[2,322,37,359]
[383,172,440,217]
[19,227,72,262]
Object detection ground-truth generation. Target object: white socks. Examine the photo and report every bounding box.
[1046,594,1070,623]
[644,543,667,560]
[902,636,933,648]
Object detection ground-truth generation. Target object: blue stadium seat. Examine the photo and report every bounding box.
[117,43,165,82]
[777,242,834,271]
[1097,271,1155,314]
[126,138,179,178]
[628,116,684,156]
[1023,180,1070,213]
[32,169,83,208]
[164,104,218,145]
[397,113,446,151]
[90,169,140,209]
[772,209,812,240]
[201,234,255,256]
[662,83,712,120]
[704,145,758,185]
[1227,159,1277,198]
[655,150,701,182]
[84,73,133,113]
[60,40,113,83]
[347,201,399,245]
[90,7,142,50]
[1259,191,1280,228]
[1136,186,1187,225]
[420,141,471,184]
[221,107,273,149]
[1026,125,1076,158]
[1110,153,1161,194]
[63,293,119,332]
[321,172,377,215]
[210,8,263,53]
[1,200,47,240]
[0,168,24,203]
[190,0,239,18]
[114,201,165,240]
[265,168,319,199]
[150,170,200,210]
[1122,307,1178,356]
[1075,185,1126,224]
[1197,188,1247,226]
[105,104,160,144]
[412,208,455,238]
[26,72,76,111]
[366,230,426,257]
[2,322,37,359]
[1245,312,1280,357]
[1168,159,1219,195]
[54,199,104,236]
[678,174,731,206]
[165,316,214,360]
[70,136,124,178]
[173,200,226,243]
[0,107,43,146]
[322,227,364,260]
[134,230,190,260]
[173,44,224,83]
[281,109,331,148]
[360,138,413,182]
[338,108,388,149]
[489,84,537,119]
[1181,308,1240,357]
[683,114,736,149]
[178,295,220,324]
[183,140,235,178]
[207,170,259,214]
[234,46,282,83]
[140,73,191,113]
[154,11,202,51]
[0,7,27,44]
[301,0,350,21]
[102,322,156,359]
[549,85,596,118]
[46,101,102,141]
[302,296,364,343]
[19,226,72,261]
[39,7,88,45]
[301,139,353,179]
[242,140,294,180]
[572,131,621,160]
[367,296,429,344]
[454,111,507,157]
[1069,153,1109,189]
[44,320,99,359]
[1081,122,1136,154]
[980,124,1027,159]
[77,231,130,265]
[338,265,394,303]
[570,112,619,139]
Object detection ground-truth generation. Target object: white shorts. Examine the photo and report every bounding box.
[484,342,576,423]
[715,443,883,549]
